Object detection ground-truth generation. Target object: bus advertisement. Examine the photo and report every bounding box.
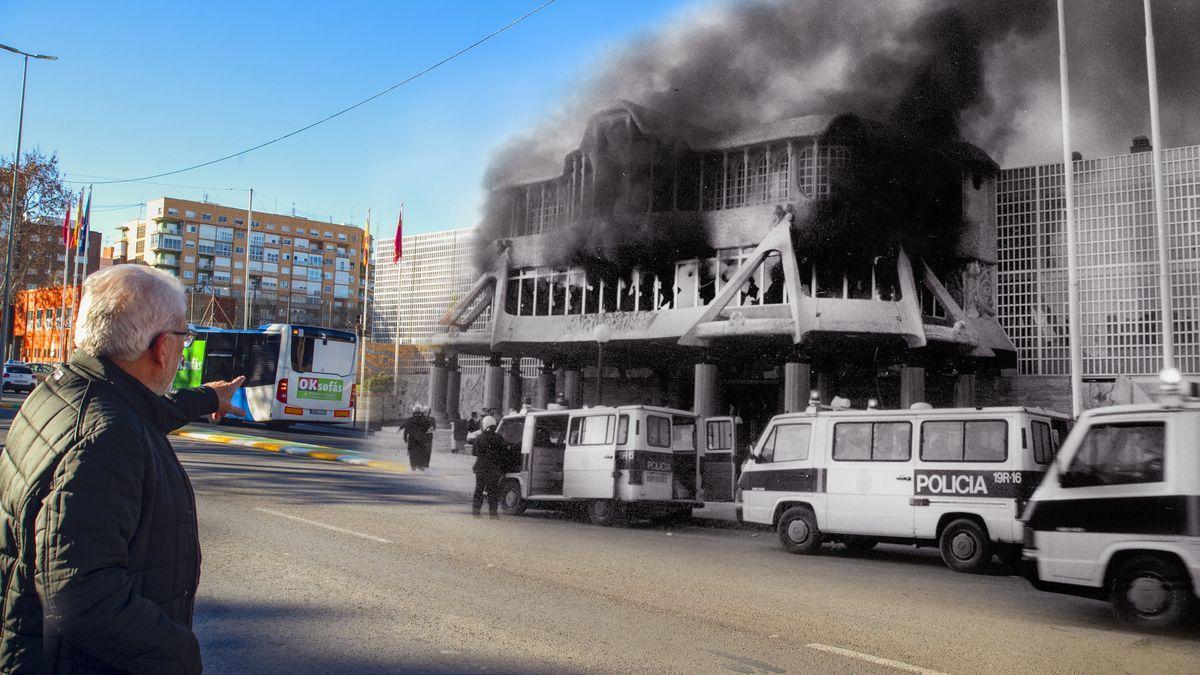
[173,323,358,427]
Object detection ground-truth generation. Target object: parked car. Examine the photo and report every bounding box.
[2,364,37,393]
[27,362,56,384]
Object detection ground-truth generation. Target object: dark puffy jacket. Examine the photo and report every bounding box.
[0,353,218,674]
[472,430,512,474]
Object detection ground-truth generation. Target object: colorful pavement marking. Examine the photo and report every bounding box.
[172,427,412,473]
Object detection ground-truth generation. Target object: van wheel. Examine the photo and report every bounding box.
[587,500,625,527]
[844,537,878,552]
[500,481,526,516]
[939,519,993,573]
[1110,555,1195,629]
[777,506,823,554]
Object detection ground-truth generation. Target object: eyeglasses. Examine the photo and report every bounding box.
[165,331,194,348]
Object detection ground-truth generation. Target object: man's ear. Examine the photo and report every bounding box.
[149,332,170,368]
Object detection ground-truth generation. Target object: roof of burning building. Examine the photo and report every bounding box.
[493,102,993,191]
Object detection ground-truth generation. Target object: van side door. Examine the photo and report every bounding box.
[824,420,916,537]
[739,421,818,525]
[702,416,738,502]
[563,413,618,500]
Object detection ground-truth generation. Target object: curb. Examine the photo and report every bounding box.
[172,427,413,473]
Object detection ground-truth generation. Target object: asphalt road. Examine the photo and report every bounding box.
[3,407,1200,673]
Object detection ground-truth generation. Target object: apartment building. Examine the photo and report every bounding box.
[120,197,368,330]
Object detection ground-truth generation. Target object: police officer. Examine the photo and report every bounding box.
[402,405,433,471]
[472,416,507,518]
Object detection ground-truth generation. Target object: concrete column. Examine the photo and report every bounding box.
[444,355,461,422]
[427,352,449,426]
[953,372,976,408]
[503,358,523,413]
[562,369,581,408]
[900,366,926,409]
[484,353,504,416]
[815,370,831,404]
[536,363,556,408]
[783,362,812,413]
[693,362,719,419]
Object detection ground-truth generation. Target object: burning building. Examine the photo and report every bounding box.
[427,101,1015,433]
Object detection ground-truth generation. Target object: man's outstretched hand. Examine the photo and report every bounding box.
[205,376,247,422]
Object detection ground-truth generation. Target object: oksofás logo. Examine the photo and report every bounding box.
[295,376,345,401]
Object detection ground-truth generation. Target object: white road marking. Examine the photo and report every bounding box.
[805,643,947,675]
[253,507,393,544]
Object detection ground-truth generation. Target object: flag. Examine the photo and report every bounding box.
[77,188,92,255]
[392,205,403,263]
[61,202,72,247]
[71,191,84,248]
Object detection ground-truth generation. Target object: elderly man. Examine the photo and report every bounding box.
[0,265,244,674]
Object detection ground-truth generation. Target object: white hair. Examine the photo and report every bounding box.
[74,265,187,361]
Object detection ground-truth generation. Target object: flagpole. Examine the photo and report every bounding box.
[242,188,254,329]
[1057,0,1083,418]
[392,203,403,396]
[68,186,92,360]
[1143,0,1175,374]
[358,209,372,437]
[58,203,71,361]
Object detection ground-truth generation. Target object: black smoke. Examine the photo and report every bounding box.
[476,0,1200,273]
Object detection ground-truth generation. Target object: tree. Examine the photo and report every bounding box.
[0,149,75,308]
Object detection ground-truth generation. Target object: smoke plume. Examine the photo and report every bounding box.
[477,0,1200,272]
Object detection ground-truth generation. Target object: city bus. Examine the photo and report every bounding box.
[173,324,358,428]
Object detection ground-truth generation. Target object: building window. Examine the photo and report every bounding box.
[167,207,179,216]
[202,214,212,221]
[218,215,228,223]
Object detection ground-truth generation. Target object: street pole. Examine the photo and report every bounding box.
[1056,0,1083,418]
[242,188,253,329]
[0,45,56,394]
[358,212,372,437]
[1144,0,1175,375]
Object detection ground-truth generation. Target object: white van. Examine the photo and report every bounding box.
[738,406,1071,572]
[496,406,741,525]
[1021,385,1200,628]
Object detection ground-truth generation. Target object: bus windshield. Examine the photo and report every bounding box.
[291,334,355,376]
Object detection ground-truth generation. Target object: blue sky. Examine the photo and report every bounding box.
[0,0,696,245]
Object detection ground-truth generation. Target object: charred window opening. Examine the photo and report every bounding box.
[796,144,851,199]
[797,253,902,302]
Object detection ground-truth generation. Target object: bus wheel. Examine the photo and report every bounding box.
[939,519,993,573]
[587,500,625,527]
[1110,555,1195,629]
[844,536,878,552]
[500,481,526,516]
[777,506,823,554]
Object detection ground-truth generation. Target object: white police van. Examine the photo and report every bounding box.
[496,405,741,525]
[1021,375,1200,629]
[738,404,1071,572]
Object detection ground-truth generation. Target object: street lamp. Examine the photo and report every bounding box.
[0,43,56,395]
[593,324,611,406]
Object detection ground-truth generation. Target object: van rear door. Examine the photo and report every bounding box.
[563,413,618,499]
[702,416,738,502]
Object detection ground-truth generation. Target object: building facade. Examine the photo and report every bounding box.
[997,140,1200,403]
[120,197,368,330]
[12,286,78,362]
[427,103,1012,430]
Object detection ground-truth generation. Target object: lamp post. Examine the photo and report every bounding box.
[0,43,56,394]
[593,324,611,406]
